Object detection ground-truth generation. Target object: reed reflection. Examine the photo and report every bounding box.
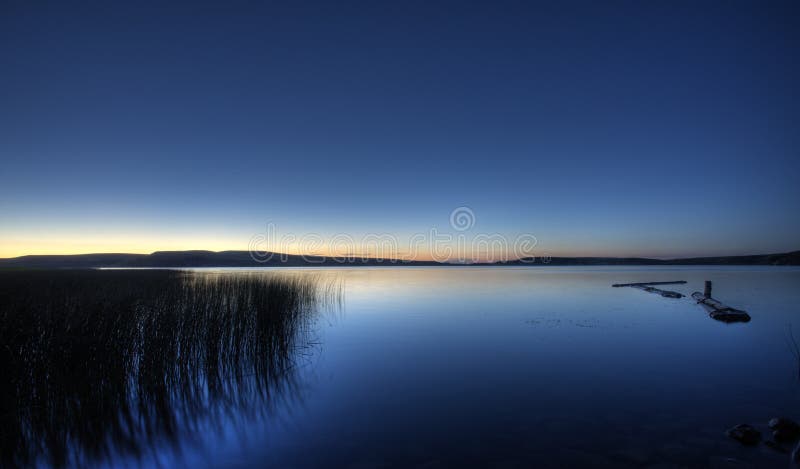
[0,269,340,467]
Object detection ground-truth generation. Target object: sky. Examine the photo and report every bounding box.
[1,0,798,260]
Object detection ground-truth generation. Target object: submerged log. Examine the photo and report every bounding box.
[612,281,687,287]
[631,285,684,298]
[691,291,751,323]
[612,280,685,298]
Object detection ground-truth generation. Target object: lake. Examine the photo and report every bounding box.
[3,266,800,468]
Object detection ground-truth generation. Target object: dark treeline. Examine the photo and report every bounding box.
[1,249,798,268]
[0,269,339,467]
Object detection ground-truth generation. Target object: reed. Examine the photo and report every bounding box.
[0,269,337,467]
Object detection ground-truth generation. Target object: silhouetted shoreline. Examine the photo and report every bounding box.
[0,250,798,268]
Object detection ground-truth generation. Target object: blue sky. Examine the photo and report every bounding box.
[1,0,798,258]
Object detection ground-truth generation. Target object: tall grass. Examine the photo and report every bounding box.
[0,269,339,467]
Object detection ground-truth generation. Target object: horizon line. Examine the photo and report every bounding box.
[2,248,798,264]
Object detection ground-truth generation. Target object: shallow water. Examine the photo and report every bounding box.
[23,267,800,467]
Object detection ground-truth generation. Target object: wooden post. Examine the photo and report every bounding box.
[704,281,712,298]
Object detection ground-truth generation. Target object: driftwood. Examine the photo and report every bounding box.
[612,281,685,298]
[612,281,687,287]
[691,291,750,323]
[631,285,684,298]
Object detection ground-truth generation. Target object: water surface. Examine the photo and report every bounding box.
[8,267,800,467]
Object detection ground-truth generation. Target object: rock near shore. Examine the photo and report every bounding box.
[725,424,761,446]
[769,417,800,443]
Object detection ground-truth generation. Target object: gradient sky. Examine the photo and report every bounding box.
[1,0,798,259]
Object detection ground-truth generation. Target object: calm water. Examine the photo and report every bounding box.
[21,267,800,467]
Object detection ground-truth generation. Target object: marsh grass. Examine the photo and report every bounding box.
[0,269,339,467]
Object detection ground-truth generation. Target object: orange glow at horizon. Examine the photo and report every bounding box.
[1,232,698,261]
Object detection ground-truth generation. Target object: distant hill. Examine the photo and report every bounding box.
[0,250,798,268]
[0,250,443,268]
[503,251,800,266]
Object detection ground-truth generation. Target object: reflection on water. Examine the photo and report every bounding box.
[3,266,800,467]
[0,270,340,467]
